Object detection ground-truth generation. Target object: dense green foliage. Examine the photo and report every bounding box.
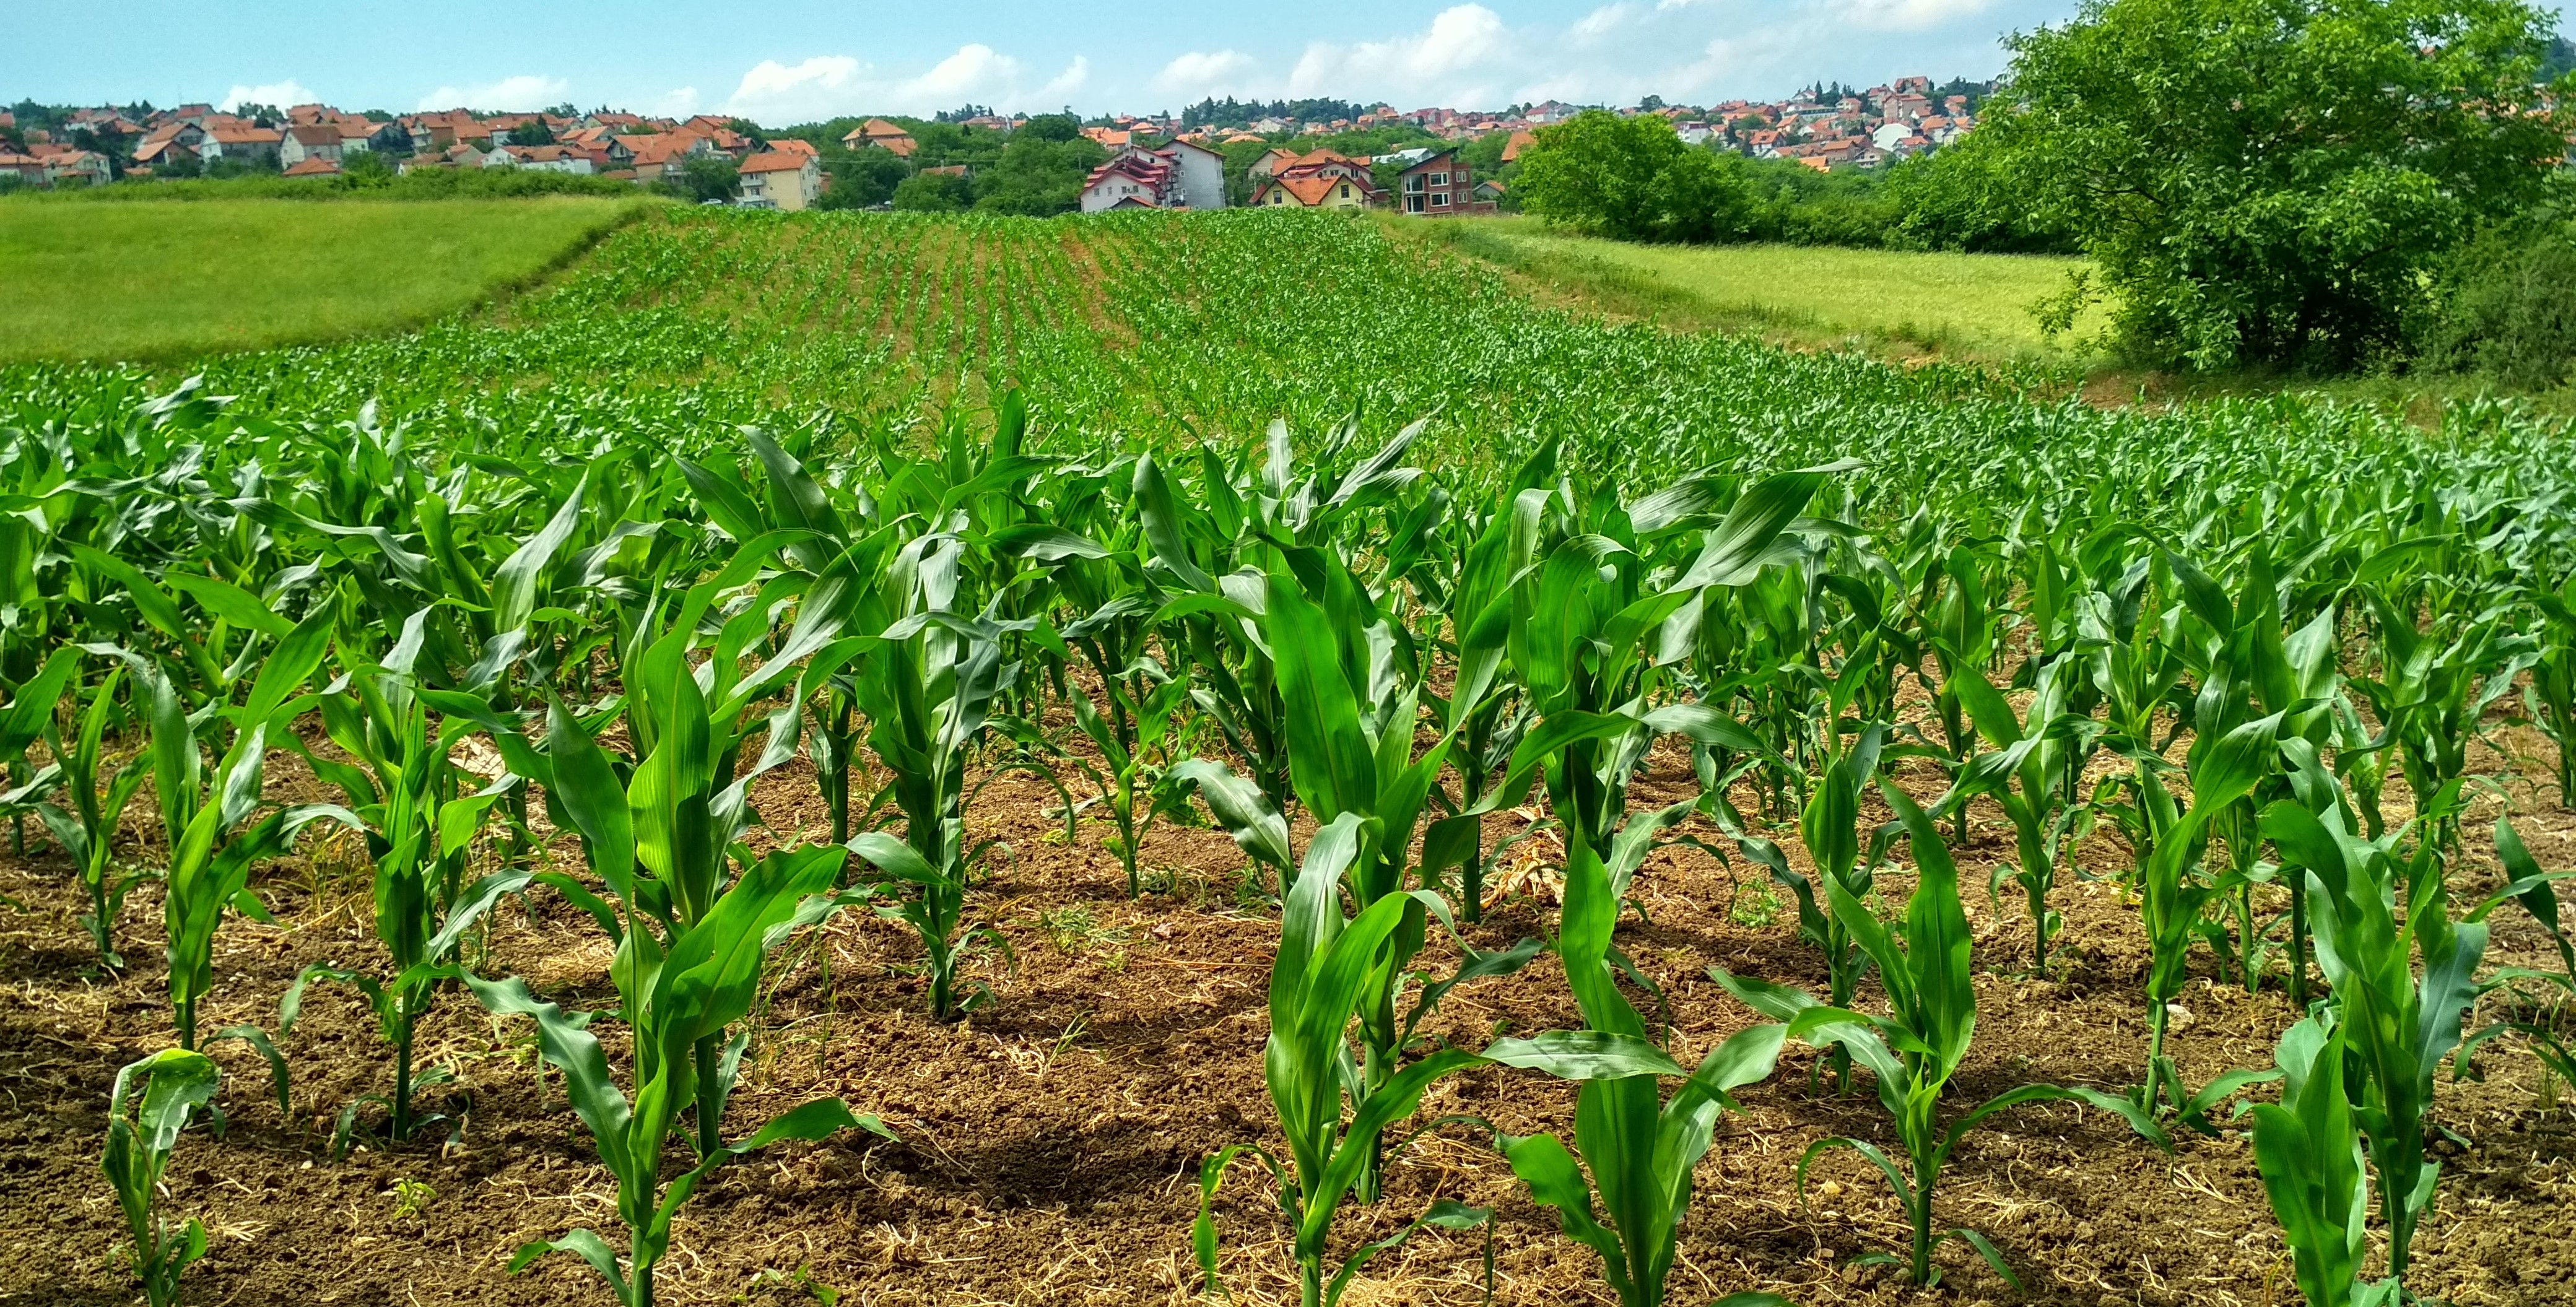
[1976,0,2572,370]
[9,209,2574,1305]
[2421,201,2576,388]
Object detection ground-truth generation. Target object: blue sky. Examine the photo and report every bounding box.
[7,0,2569,123]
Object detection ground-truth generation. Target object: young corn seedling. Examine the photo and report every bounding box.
[2523,580,2575,807]
[2250,1015,2398,1307]
[460,844,892,1307]
[33,662,152,968]
[1064,674,1190,898]
[2133,713,2282,1120]
[845,531,1046,1021]
[102,1048,222,1307]
[1494,759,1794,1307]
[1194,813,1648,1307]
[0,645,76,855]
[1716,784,2166,1289]
[1178,539,1541,1204]
[279,615,503,1149]
[2261,759,2487,1289]
[1733,724,1887,1092]
[1942,656,2099,975]
[111,614,334,1049]
[2459,817,2576,1092]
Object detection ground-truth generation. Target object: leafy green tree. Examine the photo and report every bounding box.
[1980,0,2574,370]
[1518,111,1752,243]
[891,170,972,212]
[816,150,908,209]
[972,131,1107,216]
[506,121,552,146]
[662,155,739,204]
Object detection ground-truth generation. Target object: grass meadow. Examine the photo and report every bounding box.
[0,196,646,363]
[1405,214,2108,367]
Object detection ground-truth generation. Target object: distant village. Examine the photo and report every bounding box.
[0,75,1989,214]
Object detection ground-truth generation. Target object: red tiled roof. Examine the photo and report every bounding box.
[739,151,809,174]
[282,157,340,176]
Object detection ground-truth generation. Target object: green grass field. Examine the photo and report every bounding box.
[1411,215,2108,366]
[0,197,646,363]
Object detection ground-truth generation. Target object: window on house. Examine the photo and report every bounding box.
[1428,172,1447,186]
[1338,183,1349,198]
[1430,192,1448,207]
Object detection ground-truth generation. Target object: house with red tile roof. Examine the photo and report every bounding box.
[839,118,917,156]
[280,123,344,169]
[1252,150,1381,209]
[198,123,282,165]
[282,156,341,177]
[1080,150,1178,211]
[737,150,824,210]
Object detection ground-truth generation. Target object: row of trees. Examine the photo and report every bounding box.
[1518,0,2576,377]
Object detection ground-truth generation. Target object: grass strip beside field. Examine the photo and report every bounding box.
[0,196,650,363]
[1409,215,2108,367]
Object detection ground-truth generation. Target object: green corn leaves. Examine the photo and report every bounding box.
[1718,784,2166,1288]
[102,1049,221,1307]
[460,844,890,1307]
[2261,774,2487,1288]
[2250,1018,2398,1307]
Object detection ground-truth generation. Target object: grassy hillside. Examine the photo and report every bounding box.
[0,196,648,363]
[1405,215,2107,367]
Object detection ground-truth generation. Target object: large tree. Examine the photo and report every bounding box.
[1516,110,1751,243]
[1980,0,2571,370]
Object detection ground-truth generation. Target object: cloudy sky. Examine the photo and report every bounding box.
[7,0,2568,123]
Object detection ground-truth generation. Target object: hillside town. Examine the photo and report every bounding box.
[0,76,1990,211]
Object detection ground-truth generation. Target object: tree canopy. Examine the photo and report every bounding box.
[1978,0,2574,369]
[1515,111,1752,243]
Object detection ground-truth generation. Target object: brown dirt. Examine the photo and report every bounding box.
[4,714,2574,1307]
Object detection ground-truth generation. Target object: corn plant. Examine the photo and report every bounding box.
[2250,1015,2397,1307]
[1716,785,2165,1289]
[844,531,1039,1021]
[2527,581,2575,807]
[1942,656,2098,974]
[111,614,334,1049]
[1494,749,1793,1307]
[2261,760,2487,1288]
[1064,674,1190,898]
[279,616,503,1149]
[34,661,152,968]
[459,844,891,1307]
[1194,812,1655,1307]
[2349,591,2528,852]
[0,645,76,854]
[2458,817,2576,1091]
[2131,713,2281,1119]
[102,1048,222,1307]
[1729,723,1887,1093]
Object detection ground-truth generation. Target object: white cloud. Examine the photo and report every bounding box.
[1844,0,1997,32]
[415,74,570,112]
[720,43,1100,121]
[656,86,702,118]
[220,80,316,111]
[1155,49,1261,98]
[1290,5,1511,97]
[1038,56,1092,101]
[1570,4,1640,40]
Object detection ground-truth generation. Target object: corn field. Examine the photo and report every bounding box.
[4,208,2574,1307]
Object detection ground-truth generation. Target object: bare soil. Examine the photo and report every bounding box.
[3,719,2573,1307]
